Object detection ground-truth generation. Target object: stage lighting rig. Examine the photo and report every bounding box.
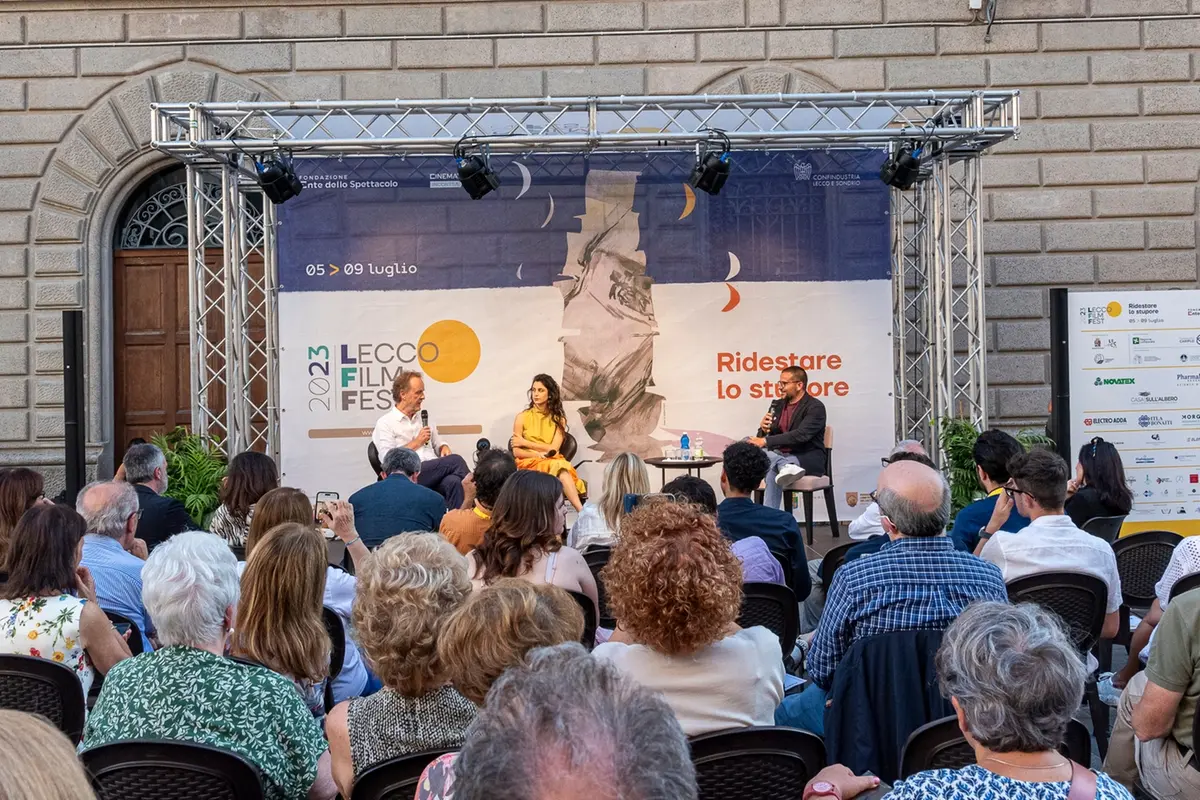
[879,142,923,191]
[255,155,303,204]
[454,138,500,200]
[688,129,732,196]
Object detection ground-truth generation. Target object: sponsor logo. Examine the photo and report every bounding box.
[1138,414,1173,428]
[1178,372,1200,386]
[1080,305,1117,326]
[1094,376,1135,386]
[793,161,813,182]
[1176,454,1199,463]
[1093,337,1118,349]
[1131,393,1179,404]
[1095,354,1114,365]
[1189,308,1200,317]
[428,172,460,189]
[1083,416,1128,427]
[1192,474,1200,484]
[1188,437,1200,444]
[1157,477,1174,484]
[1136,456,1157,465]
[1133,335,1155,345]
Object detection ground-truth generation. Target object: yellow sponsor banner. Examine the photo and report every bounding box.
[1120,520,1200,538]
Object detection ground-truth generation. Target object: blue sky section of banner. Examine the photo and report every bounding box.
[276,150,890,293]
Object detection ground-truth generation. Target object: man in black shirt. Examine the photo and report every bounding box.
[122,443,197,551]
[747,366,827,509]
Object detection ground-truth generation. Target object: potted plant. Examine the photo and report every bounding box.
[150,427,227,527]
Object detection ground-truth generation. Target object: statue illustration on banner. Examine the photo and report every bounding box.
[556,170,664,461]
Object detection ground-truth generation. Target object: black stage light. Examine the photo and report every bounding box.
[256,156,303,204]
[688,129,732,196]
[457,153,501,200]
[880,144,922,190]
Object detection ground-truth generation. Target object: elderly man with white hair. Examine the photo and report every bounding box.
[84,532,336,800]
[77,480,155,652]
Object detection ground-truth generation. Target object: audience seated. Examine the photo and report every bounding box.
[122,443,197,551]
[0,505,131,694]
[243,488,371,704]
[511,373,586,512]
[417,643,697,800]
[847,440,927,542]
[805,602,1132,800]
[437,578,584,705]
[0,710,96,800]
[0,466,47,567]
[326,534,476,798]
[84,531,336,800]
[568,452,650,551]
[979,449,1121,658]
[77,480,155,652]
[440,449,515,555]
[593,502,784,736]
[1105,535,1200,697]
[1104,584,1200,797]
[662,475,784,585]
[349,447,446,548]
[233,522,332,720]
[717,441,812,600]
[842,449,937,565]
[777,460,1007,735]
[468,471,598,608]
[1065,436,1134,529]
[948,430,1029,552]
[208,450,279,547]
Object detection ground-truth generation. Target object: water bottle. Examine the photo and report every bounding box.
[680,432,691,461]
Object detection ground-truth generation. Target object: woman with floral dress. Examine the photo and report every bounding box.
[0,504,131,696]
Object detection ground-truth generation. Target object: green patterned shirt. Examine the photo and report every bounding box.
[83,646,327,800]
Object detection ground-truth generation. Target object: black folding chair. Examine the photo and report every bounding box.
[690,726,826,800]
[367,441,384,481]
[1103,530,1181,671]
[1006,571,1110,758]
[819,541,859,592]
[565,589,597,651]
[351,748,456,800]
[0,654,86,744]
[1081,515,1127,544]
[1169,571,1200,602]
[581,546,615,629]
[83,740,265,800]
[900,716,1091,778]
[769,550,794,593]
[737,582,799,666]
[322,606,345,713]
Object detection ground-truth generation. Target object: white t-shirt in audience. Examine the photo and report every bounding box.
[592,626,784,736]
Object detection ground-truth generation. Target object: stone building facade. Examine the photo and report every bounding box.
[0,0,1197,487]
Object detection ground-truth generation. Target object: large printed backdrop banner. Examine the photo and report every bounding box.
[1069,289,1200,536]
[277,150,896,519]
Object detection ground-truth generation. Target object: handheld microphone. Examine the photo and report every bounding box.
[420,409,429,428]
[758,398,785,437]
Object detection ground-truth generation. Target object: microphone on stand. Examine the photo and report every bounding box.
[758,398,785,437]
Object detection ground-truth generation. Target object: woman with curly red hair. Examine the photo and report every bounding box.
[593,501,784,736]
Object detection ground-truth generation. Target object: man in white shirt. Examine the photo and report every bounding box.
[371,369,469,510]
[980,448,1121,651]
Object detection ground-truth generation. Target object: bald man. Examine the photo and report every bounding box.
[775,460,1007,736]
[77,480,155,651]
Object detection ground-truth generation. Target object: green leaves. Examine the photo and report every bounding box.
[150,427,227,525]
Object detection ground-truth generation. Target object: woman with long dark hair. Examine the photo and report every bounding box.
[0,467,47,566]
[1065,436,1134,528]
[0,505,131,694]
[209,451,280,547]
[468,471,597,610]
[511,374,586,511]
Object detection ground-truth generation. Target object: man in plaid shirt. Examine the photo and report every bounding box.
[775,460,1008,735]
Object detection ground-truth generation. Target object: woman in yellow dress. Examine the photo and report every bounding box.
[512,374,586,511]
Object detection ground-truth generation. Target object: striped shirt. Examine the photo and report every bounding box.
[807,536,1007,690]
[80,534,154,652]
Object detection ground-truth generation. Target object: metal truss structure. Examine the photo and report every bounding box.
[153,90,1018,460]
